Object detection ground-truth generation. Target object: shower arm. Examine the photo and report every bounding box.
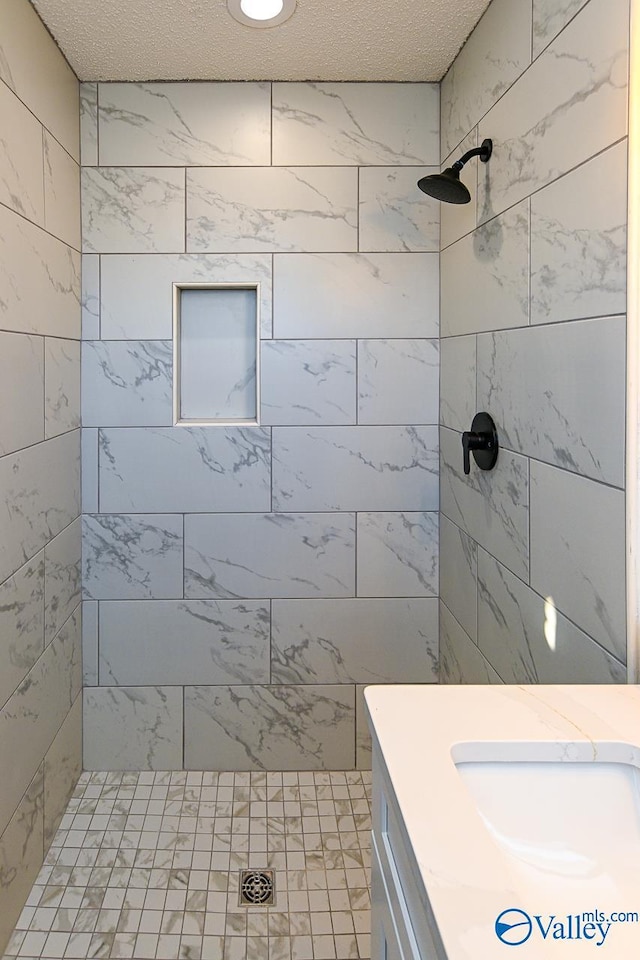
[451,139,493,172]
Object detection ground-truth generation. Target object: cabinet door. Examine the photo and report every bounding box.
[372,837,405,960]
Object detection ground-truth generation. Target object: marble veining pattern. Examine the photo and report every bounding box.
[533,0,589,57]
[356,513,438,598]
[44,339,81,439]
[43,696,82,846]
[439,602,501,684]
[81,254,100,340]
[0,79,44,225]
[44,518,81,647]
[358,339,439,425]
[439,515,477,643]
[0,554,44,711]
[439,335,476,434]
[82,341,173,428]
[43,132,81,252]
[0,332,44,457]
[0,766,44,953]
[80,83,98,166]
[83,687,183,770]
[358,167,440,252]
[261,340,356,426]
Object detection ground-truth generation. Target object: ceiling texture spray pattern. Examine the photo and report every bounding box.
[31,0,492,82]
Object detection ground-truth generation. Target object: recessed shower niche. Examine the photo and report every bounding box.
[173,283,260,425]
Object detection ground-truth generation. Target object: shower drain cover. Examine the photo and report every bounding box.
[239,869,275,906]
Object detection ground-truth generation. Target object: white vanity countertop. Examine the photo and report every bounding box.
[365,684,640,959]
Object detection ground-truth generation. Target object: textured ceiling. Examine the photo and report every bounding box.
[31,0,492,82]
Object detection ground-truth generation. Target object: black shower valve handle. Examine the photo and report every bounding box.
[461,412,500,476]
[462,430,488,475]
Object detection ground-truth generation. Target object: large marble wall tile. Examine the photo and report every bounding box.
[0,554,44,711]
[81,428,99,514]
[82,167,185,254]
[439,335,476,433]
[45,338,81,439]
[99,427,271,513]
[533,0,589,57]
[530,461,626,661]
[44,518,81,646]
[439,602,501,684]
[82,341,173,428]
[441,0,532,159]
[99,600,270,686]
[0,767,44,953]
[358,339,439,425]
[441,201,529,336]
[80,83,98,166]
[99,82,271,166]
[273,426,438,512]
[0,431,80,586]
[355,685,372,771]
[0,204,80,339]
[81,254,100,340]
[187,167,357,253]
[439,515,477,643]
[82,514,183,601]
[83,686,183,771]
[261,340,356,426]
[0,332,44,456]
[358,168,440,252]
[477,316,626,487]
[478,0,628,223]
[478,549,625,683]
[272,83,439,166]
[184,685,355,770]
[0,80,44,224]
[43,695,82,846]
[82,600,98,686]
[43,132,80,251]
[356,513,438,598]
[184,513,355,599]
[0,606,81,838]
[272,599,438,684]
[274,253,438,339]
[0,0,79,159]
[441,426,529,581]
[530,143,627,325]
[100,253,272,340]
[441,131,477,250]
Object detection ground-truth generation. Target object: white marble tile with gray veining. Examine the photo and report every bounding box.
[261,340,356,426]
[0,431,80,586]
[441,426,529,581]
[82,514,183,601]
[83,686,183,771]
[43,131,80,250]
[441,0,532,160]
[440,601,501,684]
[99,600,270,686]
[99,82,271,166]
[82,428,98,515]
[80,82,98,165]
[356,513,438,598]
[0,553,44,711]
[0,605,81,838]
[45,338,81,438]
[99,427,271,513]
[82,167,185,254]
[0,766,44,950]
[272,82,439,166]
[355,685,372,770]
[274,253,438,339]
[0,332,43,456]
[0,79,44,224]
[100,253,273,339]
[533,0,588,57]
[440,335,476,433]
[82,599,98,686]
[441,130,478,250]
[184,685,355,770]
[358,167,440,252]
[530,460,626,662]
[478,549,625,684]
[81,253,100,340]
[0,203,80,339]
[272,598,438,685]
[531,142,627,325]
[358,339,439,425]
[478,0,628,223]
[477,316,626,487]
[439,514,477,642]
[441,201,529,336]
[273,426,438,512]
[184,513,355,600]
[82,341,173,427]
[187,167,357,253]
[43,695,82,845]
[44,517,81,646]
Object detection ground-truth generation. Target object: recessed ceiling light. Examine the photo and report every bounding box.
[227,0,296,28]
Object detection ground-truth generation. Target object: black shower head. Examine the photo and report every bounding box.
[417,138,493,205]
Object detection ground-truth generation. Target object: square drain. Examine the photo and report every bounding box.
[239,869,275,906]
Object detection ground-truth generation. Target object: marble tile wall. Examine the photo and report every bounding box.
[81,81,441,772]
[439,0,629,685]
[0,0,82,949]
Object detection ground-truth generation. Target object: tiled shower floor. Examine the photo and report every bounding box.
[4,771,372,960]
